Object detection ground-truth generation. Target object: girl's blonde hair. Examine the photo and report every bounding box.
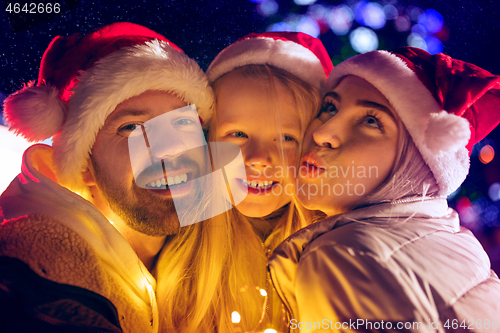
[155,64,321,332]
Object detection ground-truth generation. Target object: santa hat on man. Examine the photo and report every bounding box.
[207,31,333,92]
[327,47,500,196]
[3,22,213,193]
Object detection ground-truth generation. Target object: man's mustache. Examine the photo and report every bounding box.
[134,152,206,188]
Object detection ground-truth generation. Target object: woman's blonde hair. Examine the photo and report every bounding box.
[155,64,321,332]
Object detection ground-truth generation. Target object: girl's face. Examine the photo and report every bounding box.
[214,70,301,217]
[298,75,399,217]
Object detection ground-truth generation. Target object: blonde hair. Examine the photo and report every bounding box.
[155,64,321,332]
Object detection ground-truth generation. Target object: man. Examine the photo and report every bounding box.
[0,22,213,332]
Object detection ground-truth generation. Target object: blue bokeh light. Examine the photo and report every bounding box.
[407,32,427,51]
[418,9,444,34]
[268,22,294,32]
[425,35,443,54]
[363,2,386,29]
[257,0,278,17]
[294,0,317,5]
[297,16,320,38]
[349,27,379,53]
[383,4,398,20]
[328,5,353,36]
[308,4,329,21]
[394,15,411,32]
[489,183,500,201]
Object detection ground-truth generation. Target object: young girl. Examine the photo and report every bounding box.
[269,47,500,331]
[155,32,332,332]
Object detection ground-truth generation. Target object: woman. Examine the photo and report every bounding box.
[155,32,332,332]
[269,47,500,332]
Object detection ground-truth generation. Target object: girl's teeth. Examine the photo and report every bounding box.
[243,179,274,189]
[167,176,174,186]
[181,174,187,182]
[161,178,166,185]
[155,180,161,187]
[174,175,181,184]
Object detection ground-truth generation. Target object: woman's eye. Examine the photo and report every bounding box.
[229,131,248,138]
[317,102,338,118]
[363,115,382,129]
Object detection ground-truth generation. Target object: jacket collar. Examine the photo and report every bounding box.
[270,197,454,267]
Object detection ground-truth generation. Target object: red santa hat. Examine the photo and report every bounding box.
[327,47,500,196]
[206,31,333,92]
[3,22,213,192]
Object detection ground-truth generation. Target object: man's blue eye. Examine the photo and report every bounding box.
[174,118,195,126]
[119,123,140,132]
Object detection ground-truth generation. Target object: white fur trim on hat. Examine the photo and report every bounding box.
[326,51,471,196]
[4,84,67,142]
[207,37,326,90]
[52,39,213,192]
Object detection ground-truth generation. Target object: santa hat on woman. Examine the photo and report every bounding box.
[327,47,500,196]
[3,22,213,192]
[207,31,333,93]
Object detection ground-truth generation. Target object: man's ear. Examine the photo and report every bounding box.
[82,159,96,186]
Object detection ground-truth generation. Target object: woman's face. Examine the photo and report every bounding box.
[213,70,301,217]
[297,75,399,216]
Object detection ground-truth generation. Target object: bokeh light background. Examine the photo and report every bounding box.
[1,0,500,274]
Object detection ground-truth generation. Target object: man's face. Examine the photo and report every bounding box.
[87,90,206,236]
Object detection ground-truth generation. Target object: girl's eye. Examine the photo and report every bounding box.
[229,131,248,138]
[317,102,338,118]
[277,134,298,143]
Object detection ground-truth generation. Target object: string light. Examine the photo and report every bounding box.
[231,311,242,324]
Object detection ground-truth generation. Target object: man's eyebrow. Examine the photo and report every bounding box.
[106,109,152,124]
[356,100,395,120]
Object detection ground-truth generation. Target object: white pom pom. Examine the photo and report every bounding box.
[424,111,471,154]
[3,83,66,142]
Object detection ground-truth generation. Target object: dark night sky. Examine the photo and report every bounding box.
[1,0,499,95]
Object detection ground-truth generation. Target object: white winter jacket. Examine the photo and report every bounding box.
[269,198,500,332]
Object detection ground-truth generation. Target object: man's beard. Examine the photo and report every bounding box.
[92,159,186,237]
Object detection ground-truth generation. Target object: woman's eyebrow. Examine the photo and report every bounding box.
[356,100,395,120]
[324,91,340,102]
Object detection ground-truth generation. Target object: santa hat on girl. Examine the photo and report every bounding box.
[206,31,333,92]
[3,22,213,192]
[327,47,500,196]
